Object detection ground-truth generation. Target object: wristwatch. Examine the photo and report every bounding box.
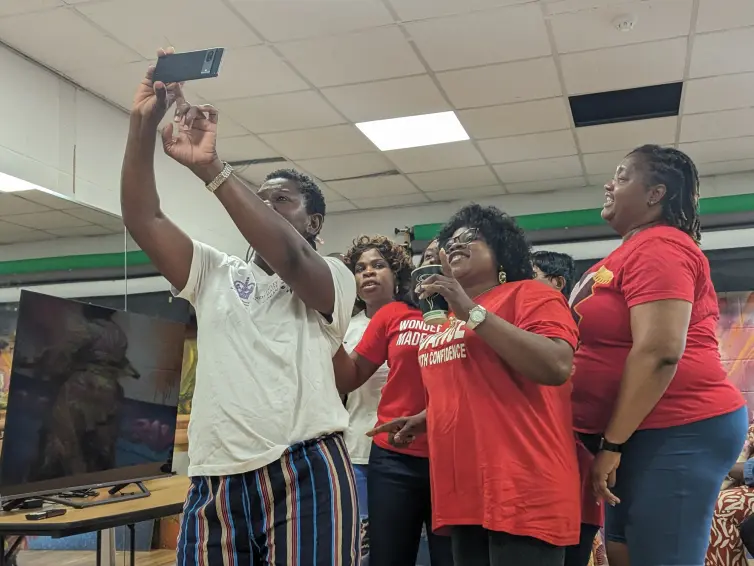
[466,305,488,330]
[206,162,233,193]
[598,436,623,453]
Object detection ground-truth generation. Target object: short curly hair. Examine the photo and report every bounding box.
[344,235,414,307]
[438,204,534,282]
[264,168,326,219]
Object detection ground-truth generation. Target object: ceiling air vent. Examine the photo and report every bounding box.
[569,82,683,128]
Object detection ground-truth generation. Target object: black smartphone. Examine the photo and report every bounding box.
[25,509,66,521]
[153,48,225,84]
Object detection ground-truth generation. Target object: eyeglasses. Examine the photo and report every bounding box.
[442,227,480,250]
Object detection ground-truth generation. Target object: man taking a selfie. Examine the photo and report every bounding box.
[120,49,359,565]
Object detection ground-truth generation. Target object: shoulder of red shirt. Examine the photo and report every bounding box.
[480,279,570,305]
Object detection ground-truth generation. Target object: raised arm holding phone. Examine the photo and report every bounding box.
[121,48,359,566]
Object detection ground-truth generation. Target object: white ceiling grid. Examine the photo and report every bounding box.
[0,0,752,212]
[0,191,122,244]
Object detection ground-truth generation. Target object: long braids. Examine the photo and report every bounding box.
[629,144,702,244]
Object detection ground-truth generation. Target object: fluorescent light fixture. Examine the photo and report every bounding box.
[356,111,470,152]
[0,171,44,193]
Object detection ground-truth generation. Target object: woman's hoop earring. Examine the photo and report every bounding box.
[498,269,507,284]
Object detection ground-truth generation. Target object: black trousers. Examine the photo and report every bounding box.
[741,514,754,556]
[563,524,599,566]
[367,444,453,566]
[451,526,565,566]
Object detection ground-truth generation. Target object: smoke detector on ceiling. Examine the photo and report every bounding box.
[613,14,636,31]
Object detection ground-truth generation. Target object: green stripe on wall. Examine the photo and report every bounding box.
[412,193,754,241]
[0,251,151,276]
[1,193,753,276]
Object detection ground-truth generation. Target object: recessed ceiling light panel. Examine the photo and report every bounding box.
[356,111,470,152]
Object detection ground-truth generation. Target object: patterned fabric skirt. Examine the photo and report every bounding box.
[705,486,754,566]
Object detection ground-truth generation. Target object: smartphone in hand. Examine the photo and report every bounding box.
[153,48,225,83]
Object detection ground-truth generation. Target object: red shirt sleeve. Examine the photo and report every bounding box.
[354,302,393,366]
[620,238,698,308]
[511,282,579,350]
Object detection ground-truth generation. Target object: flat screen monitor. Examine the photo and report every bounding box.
[0,291,185,501]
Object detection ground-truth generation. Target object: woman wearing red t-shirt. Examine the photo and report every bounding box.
[374,204,581,566]
[569,145,747,566]
[333,235,453,566]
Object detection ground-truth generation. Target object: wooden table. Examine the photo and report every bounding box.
[0,476,189,566]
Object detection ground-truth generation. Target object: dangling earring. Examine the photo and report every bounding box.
[498,269,507,284]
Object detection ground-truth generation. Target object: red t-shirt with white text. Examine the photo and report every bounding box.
[570,225,744,433]
[419,281,581,546]
[356,301,439,458]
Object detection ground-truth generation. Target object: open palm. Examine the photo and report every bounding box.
[160,105,219,171]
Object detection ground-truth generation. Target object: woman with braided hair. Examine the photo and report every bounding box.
[569,144,746,566]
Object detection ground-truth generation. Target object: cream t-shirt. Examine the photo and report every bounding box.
[343,311,388,465]
[175,241,356,477]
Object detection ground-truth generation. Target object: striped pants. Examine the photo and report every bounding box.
[176,434,360,566]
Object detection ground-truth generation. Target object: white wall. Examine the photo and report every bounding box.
[1,43,753,264]
[0,45,248,258]
[320,172,754,255]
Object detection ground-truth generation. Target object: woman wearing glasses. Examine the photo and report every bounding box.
[333,235,453,566]
[372,204,581,566]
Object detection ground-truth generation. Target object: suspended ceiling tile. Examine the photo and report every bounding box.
[478,130,578,164]
[5,210,90,229]
[0,195,52,216]
[437,58,562,109]
[66,60,151,111]
[679,137,754,164]
[0,230,56,244]
[327,200,357,213]
[260,125,377,161]
[17,190,78,210]
[45,225,115,237]
[458,98,572,140]
[321,75,449,123]
[327,175,418,200]
[231,0,395,42]
[689,28,754,78]
[64,207,121,225]
[351,193,429,210]
[560,38,687,95]
[384,141,486,173]
[294,153,396,181]
[216,135,280,163]
[277,27,425,88]
[576,117,678,154]
[680,109,754,143]
[404,4,550,71]
[683,74,754,114]
[388,0,530,22]
[76,0,261,60]
[408,166,498,192]
[0,7,142,73]
[0,0,63,17]
[549,0,693,54]
[696,0,754,32]
[424,185,506,202]
[493,156,584,183]
[697,159,754,177]
[217,91,346,134]
[582,150,635,176]
[506,176,588,194]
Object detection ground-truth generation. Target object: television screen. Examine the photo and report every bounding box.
[0,291,185,500]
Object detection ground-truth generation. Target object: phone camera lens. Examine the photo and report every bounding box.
[206,51,214,62]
